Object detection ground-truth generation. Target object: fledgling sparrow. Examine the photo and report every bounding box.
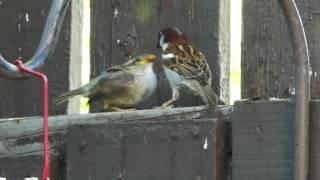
[157,27,224,107]
[55,54,158,112]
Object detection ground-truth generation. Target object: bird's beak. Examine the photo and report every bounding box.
[139,54,157,64]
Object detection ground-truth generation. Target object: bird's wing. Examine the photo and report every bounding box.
[86,69,135,103]
[162,43,212,86]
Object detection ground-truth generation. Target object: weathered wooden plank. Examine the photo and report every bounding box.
[232,100,320,180]
[0,131,66,158]
[0,106,231,179]
[218,0,231,104]
[310,101,320,180]
[91,0,229,110]
[68,0,88,114]
[66,118,228,180]
[0,106,231,157]
[310,12,320,97]
[0,154,64,180]
[241,0,320,99]
[0,0,71,118]
[232,100,295,180]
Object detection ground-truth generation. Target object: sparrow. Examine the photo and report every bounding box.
[157,27,225,107]
[54,54,158,111]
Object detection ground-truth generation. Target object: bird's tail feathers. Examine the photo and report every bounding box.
[54,88,84,105]
[190,82,225,106]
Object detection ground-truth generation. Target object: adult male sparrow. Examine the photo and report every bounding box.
[55,54,158,111]
[157,27,224,107]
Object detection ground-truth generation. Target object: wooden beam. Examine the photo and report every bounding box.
[0,155,64,180]
[218,0,231,104]
[0,106,231,179]
[0,106,231,158]
[66,118,228,180]
[68,0,90,114]
[232,100,320,180]
[310,101,320,180]
[241,0,320,99]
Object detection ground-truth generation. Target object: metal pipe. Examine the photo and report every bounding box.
[15,60,50,180]
[278,0,310,180]
[0,0,70,79]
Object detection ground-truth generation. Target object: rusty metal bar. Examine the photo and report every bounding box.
[0,0,70,79]
[278,0,310,180]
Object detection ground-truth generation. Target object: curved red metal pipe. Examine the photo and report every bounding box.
[14,60,50,180]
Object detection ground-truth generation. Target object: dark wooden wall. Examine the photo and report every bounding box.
[91,0,224,110]
[233,101,295,180]
[241,0,320,99]
[0,0,70,118]
[232,100,320,180]
[67,119,227,180]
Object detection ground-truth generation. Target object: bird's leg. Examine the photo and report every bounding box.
[102,101,136,112]
[161,88,180,108]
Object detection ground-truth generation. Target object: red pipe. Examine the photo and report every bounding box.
[14,60,50,180]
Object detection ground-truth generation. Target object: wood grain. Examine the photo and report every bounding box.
[90,0,229,110]
[66,119,227,180]
[232,100,320,180]
[0,0,71,118]
[242,0,320,99]
[0,106,231,179]
[310,101,320,180]
[233,100,294,180]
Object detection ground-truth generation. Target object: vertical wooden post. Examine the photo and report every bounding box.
[90,0,230,109]
[218,0,231,104]
[241,0,320,99]
[69,0,90,114]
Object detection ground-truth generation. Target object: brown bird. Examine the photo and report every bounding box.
[55,54,158,111]
[156,27,224,107]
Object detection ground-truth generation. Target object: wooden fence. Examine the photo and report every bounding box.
[242,0,320,99]
[0,106,231,180]
[90,0,230,109]
[0,0,230,118]
[0,0,319,180]
[0,0,70,118]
